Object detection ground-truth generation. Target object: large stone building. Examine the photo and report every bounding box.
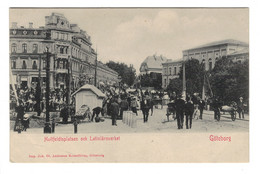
[10,13,118,90]
[139,54,168,75]
[182,39,249,71]
[161,39,249,89]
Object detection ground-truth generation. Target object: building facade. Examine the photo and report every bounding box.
[10,13,118,90]
[182,39,249,71]
[161,60,183,89]
[161,39,249,89]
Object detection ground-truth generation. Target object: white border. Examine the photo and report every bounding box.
[1,0,260,174]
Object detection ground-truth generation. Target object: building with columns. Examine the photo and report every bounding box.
[10,13,118,90]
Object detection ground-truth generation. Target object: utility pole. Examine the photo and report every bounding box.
[36,55,42,116]
[44,46,51,133]
[94,47,97,87]
[182,55,186,100]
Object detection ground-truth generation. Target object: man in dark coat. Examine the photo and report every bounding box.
[14,100,25,132]
[237,97,245,119]
[91,106,103,122]
[119,98,129,119]
[185,97,194,129]
[140,95,151,123]
[175,95,185,129]
[110,98,119,126]
[198,98,205,119]
[60,105,69,124]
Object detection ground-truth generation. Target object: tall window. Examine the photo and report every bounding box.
[22,43,27,53]
[33,44,38,53]
[43,60,46,69]
[174,67,177,75]
[209,58,213,71]
[22,60,27,69]
[11,60,16,69]
[32,60,37,69]
[202,59,205,70]
[59,61,63,69]
[164,79,167,88]
[60,47,64,54]
[11,43,17,53]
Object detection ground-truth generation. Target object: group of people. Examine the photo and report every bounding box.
[168,94,206,129]
[10,86,72,114]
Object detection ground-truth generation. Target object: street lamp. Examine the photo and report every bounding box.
[118,76,122,97]
[43,46,51,133]
[42,31,54,133]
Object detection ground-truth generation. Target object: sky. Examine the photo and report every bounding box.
[9,8,249,74]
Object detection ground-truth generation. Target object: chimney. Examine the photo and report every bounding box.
[11,22,17,28]
[29,22,33,28]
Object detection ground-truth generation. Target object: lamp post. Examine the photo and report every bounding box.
[118,76,122,97]
[43,46,51,133]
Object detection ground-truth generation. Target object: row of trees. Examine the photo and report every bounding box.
[167,57,249,104]
[106,61,136,87]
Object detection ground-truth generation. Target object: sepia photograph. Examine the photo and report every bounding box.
[9,7,250,163]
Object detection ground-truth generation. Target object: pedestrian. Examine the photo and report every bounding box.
[119,97,129,119]
[175,94,185,129]
[14,99,25,132]
[130,97,138,116]
[141,95,151,123]
[185,97,194,129]
[211,97,221,120]
[91,106,103,122]
[198,98,205,119]
[60,104,69,124]
[110,98,119,126]
[237,97,245,119]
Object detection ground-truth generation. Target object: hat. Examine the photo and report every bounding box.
[239,97,243,100]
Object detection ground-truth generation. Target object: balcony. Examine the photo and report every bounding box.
[56,68,68,74]
[57,53,69,59]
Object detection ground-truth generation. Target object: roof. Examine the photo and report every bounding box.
[183,39,249,52]
[71,84,106,98]
[140,55,168,71]
[229,47,249,56]
[162,59,183,65]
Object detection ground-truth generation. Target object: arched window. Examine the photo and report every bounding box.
[33,44,38,53]
[11,43,17,53]
[32,60,37,69]
[169,67,172,75]
[209,58,213,71]
[22,43,27,53]
[22,60,27,69]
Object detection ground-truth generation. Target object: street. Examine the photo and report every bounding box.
[11,108,249,134]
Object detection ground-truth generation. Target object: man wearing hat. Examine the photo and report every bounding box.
[141,95,151,123]
[237,97,245,119]
[175,94,185,129]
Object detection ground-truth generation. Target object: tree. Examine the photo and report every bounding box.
[210,57,249,104]
[167,78,182,95]
[106,61,136,86]
[178,59,205,95]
